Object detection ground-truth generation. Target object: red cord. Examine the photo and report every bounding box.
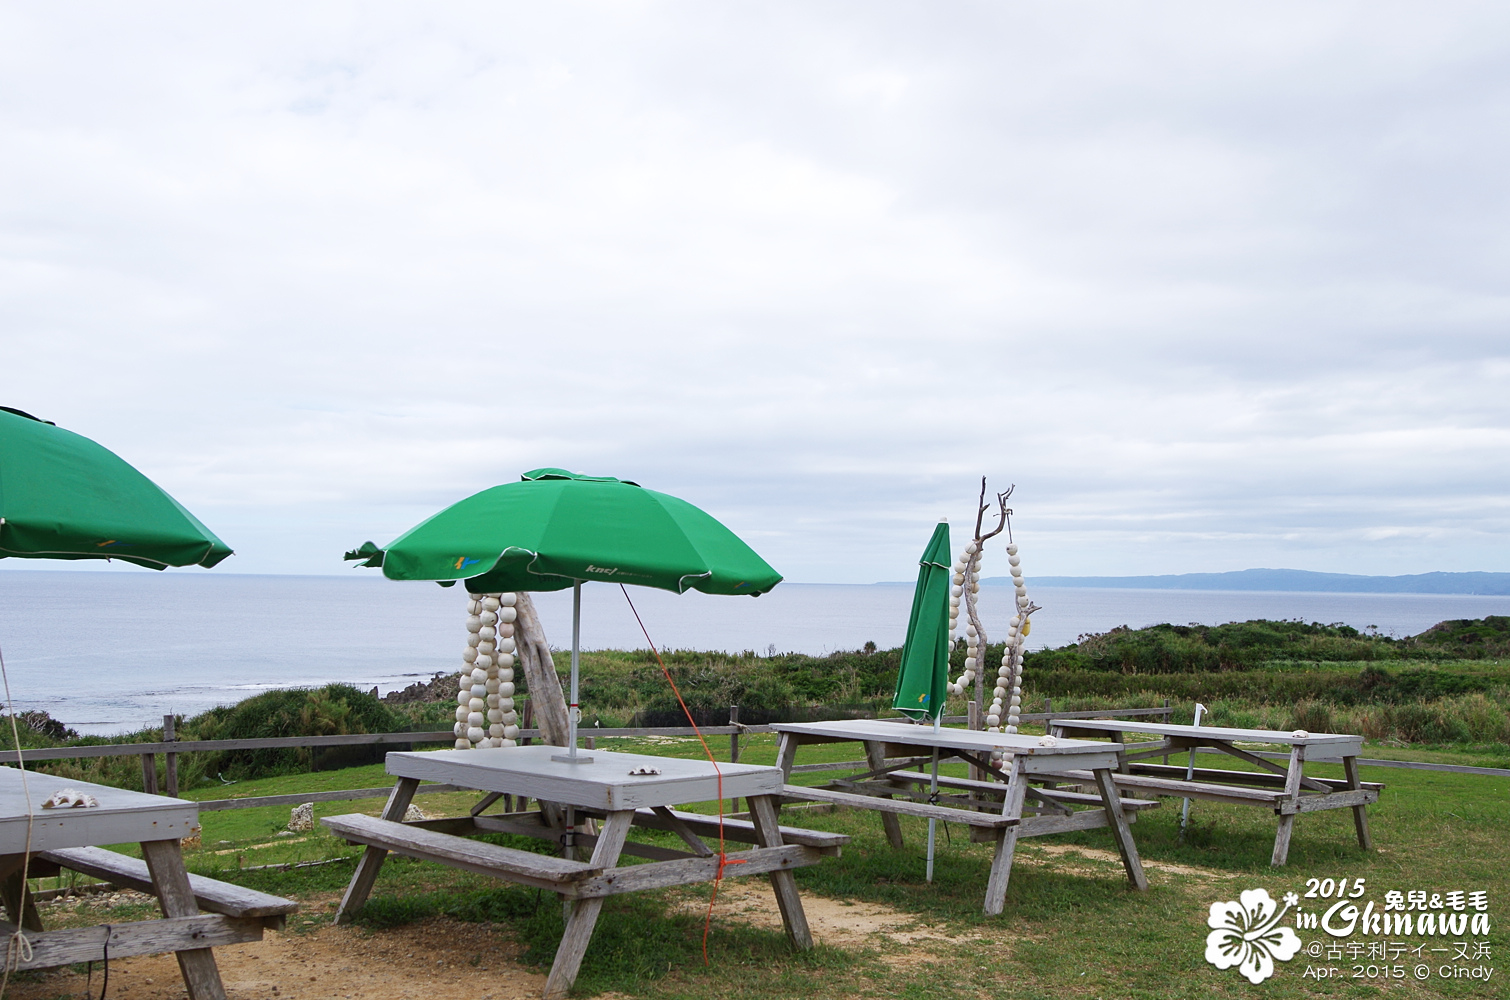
[620,585,745,965]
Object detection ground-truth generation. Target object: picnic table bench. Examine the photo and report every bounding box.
[770,720,1156,915]
[0,767,297,1000]
[1045,719,1383,865]
[325,746,848,999]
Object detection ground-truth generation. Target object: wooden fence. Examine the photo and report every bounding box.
[4,701,1503,813]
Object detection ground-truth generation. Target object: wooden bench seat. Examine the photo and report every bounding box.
[1052,769,1291,806]
[780,784,1019,827]
[39,846,298,926]
[1124,762,1385,792]
[884,771,1162,811]
[617,807,848,853]
[323,814,600,891]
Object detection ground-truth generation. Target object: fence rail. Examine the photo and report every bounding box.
[9,701,1503,812]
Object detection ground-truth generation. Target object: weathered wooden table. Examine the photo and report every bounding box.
[1044,719,1382,865]
[0,766,296,1000]
[770,720,1154,915]
[325,746,847,999]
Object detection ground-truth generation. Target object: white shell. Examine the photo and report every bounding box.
[503,724,520,739]
[479,625,496,640]
[471,667,488,684]
[1006,543,1018,556]
[488,709,504,723]
[950,585,963,597]
[483,596,500,611]
[480,610,498,625]
[499,697,514,711]
[499,682,515,697]
[466,616,482,634]
[455,738,471,749]
[466,726,485,743]
[489,722,505,737]
[475,654,492,669]
[467,711,485,727]
[498,668,514,682]
[1292,729,1309,738]
[1009,555,1021,567]
[469,697,486,712]
[485,678,500,694]
[467,634,481,648]
[500,593,517,607]
[454,706,468,722]
[456,691,470,706]
[471,683,488,699]
[497,653,515,669]
[462,647,478,664]
[498,637,517,654]
[498,623,515,638]
[1038,734,1057,747]
[964,657,977,669]
[498,607,518,624]
[986,714,1000,727]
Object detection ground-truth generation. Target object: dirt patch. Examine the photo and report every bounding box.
[4,913,547,1000]
[1023,843,1239,880]
[678,883,985,953]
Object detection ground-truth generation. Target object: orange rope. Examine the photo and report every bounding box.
[620,585,744,965]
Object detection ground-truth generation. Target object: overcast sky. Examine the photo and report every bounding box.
[3,3,1508,584]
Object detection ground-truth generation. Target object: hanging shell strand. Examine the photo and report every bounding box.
[454,591,522,749]
[988,542,1035,734]
[946,540,986,701]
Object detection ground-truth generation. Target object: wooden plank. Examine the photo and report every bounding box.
[141,837,227,1000]
[1049,720,1363,755]
[781,785,1018,827]
[1,869,42,931]
[325,813,601,884]
[544,810,634,1000]
[196,783,468,812]
[749,793,813,950]
[1125,763,1384,792]
[1344,756,1373,850]
[568,843,822,899]
[1,914,266,971]
[1204,741,1333,791]
[575,806,849,851]
[1270,746,1306,866]
[1016,808,1119,837]
[1290,788,1379,814]
[0,769,200,855]
[386,746,784,810]
[863,740,906,849]
[402,814,695,862]
[1093,767,1148,891]
[40,847,297,919]
[1051,769,1288,805]
[335,777,416,924]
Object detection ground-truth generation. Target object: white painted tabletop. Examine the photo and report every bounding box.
[386,746,785,811]
[771,720,1122,774]
[0,766,199,854]
[1048,719,1362,746]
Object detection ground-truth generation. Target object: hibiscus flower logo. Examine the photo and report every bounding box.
[1204,889,1303,983]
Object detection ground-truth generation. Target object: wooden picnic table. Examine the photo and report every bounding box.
[1044,719,1382,865]
[0,766,296,1000]
[325,746,847,999]
[770,719,1154,915]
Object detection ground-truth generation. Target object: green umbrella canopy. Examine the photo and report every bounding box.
[0,406,232,570]
[891,519,952,722]
[347,468,782,596]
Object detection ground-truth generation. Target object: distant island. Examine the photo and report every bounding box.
[973,568,1510,596]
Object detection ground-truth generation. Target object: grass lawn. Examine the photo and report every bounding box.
[28,732,1508,999]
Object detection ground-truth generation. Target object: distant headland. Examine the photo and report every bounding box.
[974,568,1510,596]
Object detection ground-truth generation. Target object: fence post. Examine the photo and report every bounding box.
[729,706,741,763]
[967,700,982,780]
[520,698,534,746]
[140,752,158,795]
[163,714,179,799]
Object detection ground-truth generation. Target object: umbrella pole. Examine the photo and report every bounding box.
[554,580,592,764]
[926,713,941,881]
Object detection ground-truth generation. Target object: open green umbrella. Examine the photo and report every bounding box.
[347,467,782,759]
[0,406,232,569]
[889,518,952,880]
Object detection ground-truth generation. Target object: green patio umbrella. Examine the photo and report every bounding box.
[347,467,782,760]
[0,406,232,569]
[889,518,952,880]
[891,518,952,723]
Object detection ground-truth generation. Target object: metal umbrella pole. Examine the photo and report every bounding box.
[1178,702,1206,839]
[553,580,592,763]
[926,713,942,881]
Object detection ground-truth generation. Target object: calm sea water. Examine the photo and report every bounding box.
[1,570,1505,734]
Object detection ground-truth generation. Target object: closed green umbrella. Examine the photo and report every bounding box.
[0,407,232,569]
[889,518,952,880]
[347,467,782,759]
[891,518,953,723]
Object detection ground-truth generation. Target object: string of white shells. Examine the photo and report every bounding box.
[985,542,1033,734]
[946,540,985,702]
[453,591,522,749]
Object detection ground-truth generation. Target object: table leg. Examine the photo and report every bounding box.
[775,732,799,779]
[1110,730,1128,774]
[0,868,42,932]
[983,756,1029,916]
[1343,755,1372,851]
[544,810,634,1000]
[1091,768,1147,891]
[336,777,418,923]
[141,838,226,1000]
[748,793,813,949]
[1270,746,1306,866]
[863,740,905,849]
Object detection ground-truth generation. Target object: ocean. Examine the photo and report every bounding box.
[1,569,1506,735]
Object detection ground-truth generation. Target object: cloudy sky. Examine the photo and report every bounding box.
[3,2,1507,584]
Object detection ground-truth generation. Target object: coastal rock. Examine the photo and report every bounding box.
[288,802,314,832]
